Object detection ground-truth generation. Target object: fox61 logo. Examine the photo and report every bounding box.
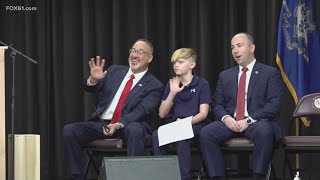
[6,6,22,11]
[5,6,37,11]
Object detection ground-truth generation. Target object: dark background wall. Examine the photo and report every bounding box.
[0,0,320,179]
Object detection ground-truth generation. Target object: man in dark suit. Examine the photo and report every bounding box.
[199,32,284,180]
[63,39,163,180]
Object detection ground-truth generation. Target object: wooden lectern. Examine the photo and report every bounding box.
[0,46,8,180]
[8,134,40,180]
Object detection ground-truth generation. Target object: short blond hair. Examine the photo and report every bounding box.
[171,48,197,63]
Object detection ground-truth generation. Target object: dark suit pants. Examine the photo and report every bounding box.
[199,120,274,177]
[63,121,149,178]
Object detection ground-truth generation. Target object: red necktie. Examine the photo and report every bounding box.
[236,67,248,121]
[110,74,135,124]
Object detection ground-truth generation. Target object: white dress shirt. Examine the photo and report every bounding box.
[221,59,257,122]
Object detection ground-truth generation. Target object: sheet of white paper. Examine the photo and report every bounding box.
[158,116,194,146]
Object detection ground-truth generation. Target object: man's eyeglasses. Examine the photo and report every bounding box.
[129,48,150,55]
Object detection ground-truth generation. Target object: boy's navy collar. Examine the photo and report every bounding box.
[185,75,199,88]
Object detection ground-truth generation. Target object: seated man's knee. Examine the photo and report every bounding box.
[63,124,75,138]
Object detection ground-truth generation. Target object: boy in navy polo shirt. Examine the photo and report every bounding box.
[152,48,212,180]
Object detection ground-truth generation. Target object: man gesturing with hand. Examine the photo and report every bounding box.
[63,39,163,180]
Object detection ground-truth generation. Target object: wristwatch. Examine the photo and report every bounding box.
[245,117,256,125]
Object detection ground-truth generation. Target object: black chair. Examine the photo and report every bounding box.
[82,113,160,178]
[82,136,152,178]
[282,92,320,179]
[221,138,276,180]
[199,137,277,180]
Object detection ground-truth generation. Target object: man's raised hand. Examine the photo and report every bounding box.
[89,56,108,84]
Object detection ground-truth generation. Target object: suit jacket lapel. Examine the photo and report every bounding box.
[108,67,128,102]
[232,67,239,103]
[247,62,261,100]
[98,67,128,114]
[123,71,150,107]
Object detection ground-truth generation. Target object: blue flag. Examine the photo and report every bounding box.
[276,0,320,127]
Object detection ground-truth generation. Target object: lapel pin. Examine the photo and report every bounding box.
[138,84,142,86]
[255,71,258,74]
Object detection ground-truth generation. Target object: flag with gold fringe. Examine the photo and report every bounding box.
[276,0,320,127]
